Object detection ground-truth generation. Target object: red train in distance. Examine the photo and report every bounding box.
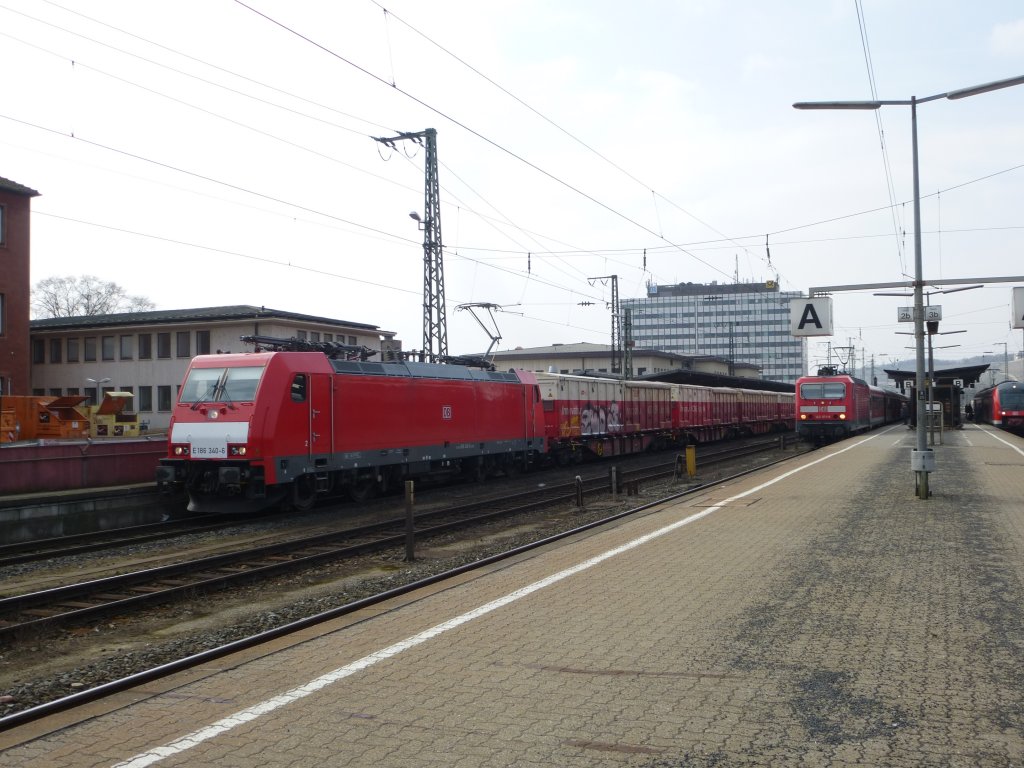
[971,380,1024,433]
[795,369,906,443]
[156,339,794,514]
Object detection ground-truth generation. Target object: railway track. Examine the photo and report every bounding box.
[0,514,261,568]
[0,436,800,640]
[0,435,791,568]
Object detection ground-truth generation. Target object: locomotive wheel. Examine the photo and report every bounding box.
[349,478,378,502]
[290,476,317,512]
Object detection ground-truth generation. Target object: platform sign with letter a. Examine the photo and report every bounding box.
[1013,287,1024,329]
[790,297,834,337]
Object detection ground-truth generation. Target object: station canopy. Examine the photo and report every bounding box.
[884,363,990,391]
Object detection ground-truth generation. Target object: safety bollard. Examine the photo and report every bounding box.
[574,475,584,508]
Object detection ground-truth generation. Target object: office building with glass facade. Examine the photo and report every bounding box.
[623,281,807,384]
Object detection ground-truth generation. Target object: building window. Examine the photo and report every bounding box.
[85,387,97,405]
[0,205,5,246]
[157,333,171,359]
[296,330,307,340]
[32,339,45,364]
[324,333,333,342]
[49,387,62,397]
[84,337,97,361]
[138,333,152,359]
[0,293,5,335]
[49,338,62,364]
[102,336,115,361]
[196,330,210,355]
[120,335,133,360]
[67,338,79,362]
[157,385,172,411]
[66,387,79,396]
[138,386,153,412]
[176,331,190,358]
[348,336,357,345]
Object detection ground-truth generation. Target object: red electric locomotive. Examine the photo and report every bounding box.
[972,380,1024,433]
[795,369,905,443]
[156,348,546,513]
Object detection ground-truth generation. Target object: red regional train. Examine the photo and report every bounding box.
[795,369,906,443]
[971,380,1024,433]
[156,340,794,514]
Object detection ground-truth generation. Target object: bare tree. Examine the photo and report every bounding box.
[31,275,156,319]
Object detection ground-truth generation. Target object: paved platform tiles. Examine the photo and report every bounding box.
[3,424,1024,767]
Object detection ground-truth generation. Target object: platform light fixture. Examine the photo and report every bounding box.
[794,74,1024,499]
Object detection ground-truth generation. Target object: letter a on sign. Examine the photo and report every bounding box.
[790,297,834,337]
[1013,287,1024,330]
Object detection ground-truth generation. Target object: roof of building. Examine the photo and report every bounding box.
[0,175,40,197]
[491,342,719,366]
[642,368,794,393]
[640,280,798,298]
[30,305,394,335]
[489,342,776,387]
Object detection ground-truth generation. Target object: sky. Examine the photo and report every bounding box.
[2,0,1023,375]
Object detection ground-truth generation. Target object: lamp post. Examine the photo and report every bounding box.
[795,74,1024,499]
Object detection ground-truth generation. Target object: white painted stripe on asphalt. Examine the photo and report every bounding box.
[114,432,881,768]
[981,427,1024,457]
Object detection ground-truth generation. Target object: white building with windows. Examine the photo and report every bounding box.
[29,305,397,431]
[623,281,807,384]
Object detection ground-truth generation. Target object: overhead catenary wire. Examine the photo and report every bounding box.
[8,0,1019,284]
[854,0,908,278]
[232,0,739,286]
[1,0,1017,360]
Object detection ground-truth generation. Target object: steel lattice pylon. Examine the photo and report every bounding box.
[589,274,621,374]
[420,129,447,363]
[374,128,447,363]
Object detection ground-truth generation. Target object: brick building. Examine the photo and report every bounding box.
[0,176,40,396]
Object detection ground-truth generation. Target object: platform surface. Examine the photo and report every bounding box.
[3,424,1024,767]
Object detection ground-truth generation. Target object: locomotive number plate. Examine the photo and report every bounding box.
[192,442,227,458]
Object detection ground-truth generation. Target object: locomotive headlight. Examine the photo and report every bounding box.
[228,444,248,456]
[800,413,807,420]
[208,409,219,420]
[838,413,846,420]
[173,444,190,456]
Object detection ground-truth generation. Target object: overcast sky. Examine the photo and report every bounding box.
[3,0,1023,373]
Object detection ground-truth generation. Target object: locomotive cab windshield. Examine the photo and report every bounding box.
[179,365,266,405]
[798,382,845,399]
